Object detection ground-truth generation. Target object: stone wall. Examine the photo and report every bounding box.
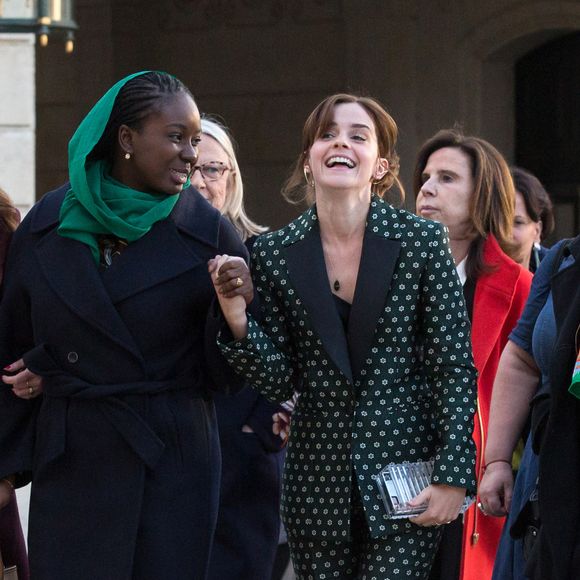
[34,0,580,233]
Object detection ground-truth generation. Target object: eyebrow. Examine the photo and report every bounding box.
[165,123,188,130]
[422,169,461,179]
[326,122,372,131]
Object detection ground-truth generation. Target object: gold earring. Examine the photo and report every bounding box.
[303,166,314,187]
[124,152,131,160]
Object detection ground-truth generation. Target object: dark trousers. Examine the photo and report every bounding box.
[288,486,441,580]
[428,517,462,580]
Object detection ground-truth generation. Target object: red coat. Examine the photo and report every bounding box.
[460,235,532,580]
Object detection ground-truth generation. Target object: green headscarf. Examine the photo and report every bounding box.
[58,71,183,263]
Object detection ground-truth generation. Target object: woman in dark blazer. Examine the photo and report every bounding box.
[211,94,478,579]
[0,71,250,579]
[191,117,286,580]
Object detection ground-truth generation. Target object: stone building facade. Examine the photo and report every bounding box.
[4,0,580,237]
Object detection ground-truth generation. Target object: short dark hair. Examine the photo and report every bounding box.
[510,166,554,241]
[89,71,194,163]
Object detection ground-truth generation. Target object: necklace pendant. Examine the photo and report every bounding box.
[333,279,340,292]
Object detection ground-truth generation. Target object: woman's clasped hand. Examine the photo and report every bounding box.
[3,358,43,399]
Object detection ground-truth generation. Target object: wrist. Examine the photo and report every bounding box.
[483,458,512,471]
[229,314,248,340]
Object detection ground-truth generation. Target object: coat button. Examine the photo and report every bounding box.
[67,351,79,364]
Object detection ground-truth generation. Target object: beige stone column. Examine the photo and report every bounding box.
[0,32,35,216]
[0,32,35,539]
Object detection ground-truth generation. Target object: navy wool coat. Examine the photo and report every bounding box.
[0,185,247,580]
[220,197,478,542]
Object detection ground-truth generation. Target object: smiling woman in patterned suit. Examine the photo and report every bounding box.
[210,94,478,579]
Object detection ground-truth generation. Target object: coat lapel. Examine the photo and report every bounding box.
[34,229,145,362]
[283,210,353,384]
[471,235,521,373]
[281,198,404,383]
[100,218,204,304]
[348,229,401,378]
[31,186,221,364]
[102,188,220,303]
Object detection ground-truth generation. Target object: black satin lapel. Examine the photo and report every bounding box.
[348,233,401,377]
[100,219,203,304]
[34,231,144,362]
[284,229,353,384]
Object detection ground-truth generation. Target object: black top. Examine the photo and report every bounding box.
[463,276,476,323]
[333,293,351,331]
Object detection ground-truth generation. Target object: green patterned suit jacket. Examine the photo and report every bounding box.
[220,196,477,540]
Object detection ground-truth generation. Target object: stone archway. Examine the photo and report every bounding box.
[455,1,580,161]
[516,32,580,239]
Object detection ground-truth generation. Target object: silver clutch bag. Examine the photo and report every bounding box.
[375,459,474,519]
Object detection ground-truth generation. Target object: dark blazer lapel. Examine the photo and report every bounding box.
[101,189,220,303]
[101,218,204,304]
[283,217,353,384]
[348,231,401,378]
[34,230,144,362]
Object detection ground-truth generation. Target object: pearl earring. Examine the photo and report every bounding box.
[124,152,131,160]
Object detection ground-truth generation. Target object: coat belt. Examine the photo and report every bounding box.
[36,377,202,476]
[24,345,204,470]
[39,374,202,470]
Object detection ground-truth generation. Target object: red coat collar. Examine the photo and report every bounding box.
[471,235,527,373]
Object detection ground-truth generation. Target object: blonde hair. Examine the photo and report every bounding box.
[0,187,19,233]
[282,93,405,205]
[200,117,267,242]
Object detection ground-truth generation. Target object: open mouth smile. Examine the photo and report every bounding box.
[325,156,356,168]
[170,168,190,184]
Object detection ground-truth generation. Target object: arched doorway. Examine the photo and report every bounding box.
[516,32,580,240]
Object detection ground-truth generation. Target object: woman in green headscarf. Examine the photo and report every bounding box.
[0,71,252,579]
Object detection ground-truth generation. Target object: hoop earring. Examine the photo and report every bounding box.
[124,152,131,160]
[303,166,314,187]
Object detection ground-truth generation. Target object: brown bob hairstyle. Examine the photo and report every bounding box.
[510,166,554,241]
[413,129,515,280]
[282,93,404,205]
